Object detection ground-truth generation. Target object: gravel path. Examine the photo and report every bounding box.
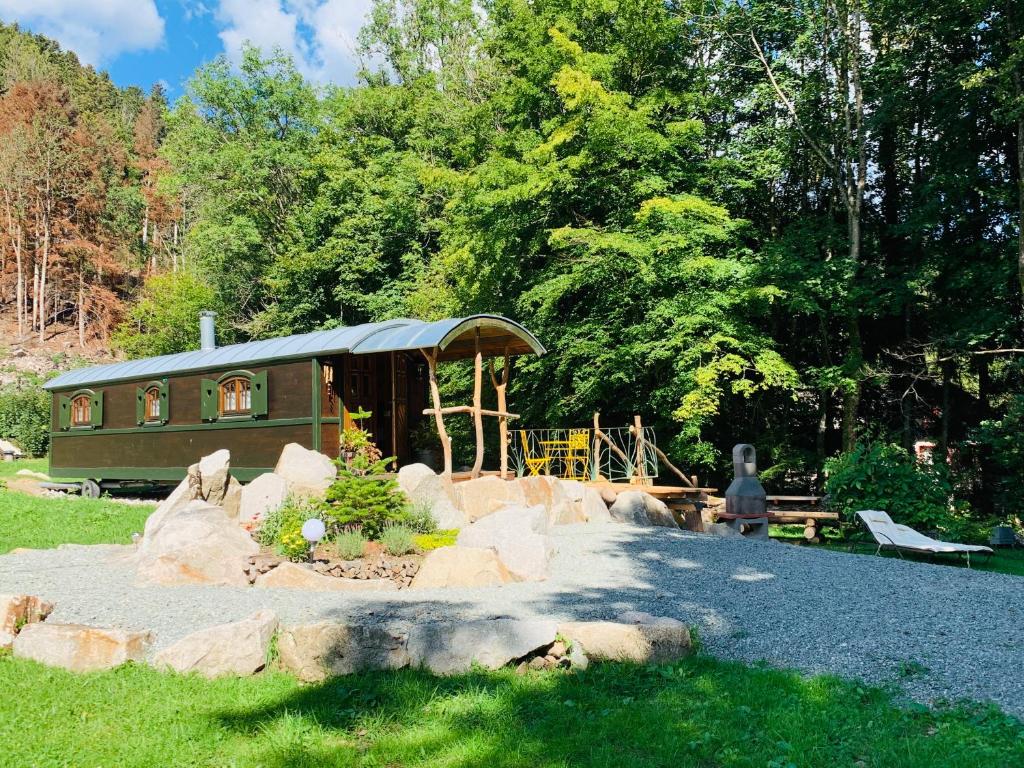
[2,524,1022,715]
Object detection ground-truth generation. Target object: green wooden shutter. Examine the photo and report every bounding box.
[158,381,169,424]
[135,387,146,425]
[251,370,268,418]
[89,391,104,428]
[200,379,218,421]
[58,395,71,430]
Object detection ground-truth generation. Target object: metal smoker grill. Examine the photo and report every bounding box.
[724,444,769,538]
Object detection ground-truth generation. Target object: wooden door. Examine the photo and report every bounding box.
[344,354,377,434]
[392,353,409,465]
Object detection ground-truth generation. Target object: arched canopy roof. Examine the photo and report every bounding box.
[44,314,545,391]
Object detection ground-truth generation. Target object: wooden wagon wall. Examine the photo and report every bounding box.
[49,361,315,481]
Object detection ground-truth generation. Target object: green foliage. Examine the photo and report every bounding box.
[113,271,228,357]
[334,527,368,560]
[413,529,458,551]
[256,496,325,561]
[825,443,956,531]
[974,394,1024,520]
[324,458,411,539]
[0,382,51,456]
[406,500,439,534]
[380,523,416,556]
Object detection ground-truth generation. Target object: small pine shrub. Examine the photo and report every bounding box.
[380,524,415,556]
[324,457,411,539]
[335,528,367,560]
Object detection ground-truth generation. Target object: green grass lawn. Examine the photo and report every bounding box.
[0,489,153,553]
[0,456,49,481]
[1,652,1021,768]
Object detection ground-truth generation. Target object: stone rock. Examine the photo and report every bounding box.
[599,487,618,505]
[13,623,152,672]
[399,464,467,530]
[254,562,397,591]
[704,522,744,539]
[153,610,278,677]
[515,476,567,512]
[142,469,201,542]
[278,621,410,682]
[199,449,231,504]
[0,438,24,457]
[556,480,611,524]
[15,469,48,481]
[453,476,526,522]
[397,463,435,496]
[0,594,54,649]
[0,593,54,634]
[551,500,586,525]
[456,504,552,581]
[609,491,678,528]
[558,616,691,664]
[222,476,243,519]
[407,618,558,674]
[566,642,589,670]
[137,501,258,587]
[274,443,337,497]
[239,472,289,526]
[410,546,514,589]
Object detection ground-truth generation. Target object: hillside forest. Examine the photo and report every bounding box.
[1,0,1023,526]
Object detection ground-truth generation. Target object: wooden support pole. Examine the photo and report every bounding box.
[633,414,647,484]
[489,347,512,479]
[592,413,602,481]
[471,327,484,479]
[422,348,452,477]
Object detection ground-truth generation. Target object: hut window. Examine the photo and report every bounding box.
[145,386,161,422]
[220,377,251,416]
[71,395,91,426]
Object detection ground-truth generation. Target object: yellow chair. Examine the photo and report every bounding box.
[519,430,551,476]
[565,429,591,480]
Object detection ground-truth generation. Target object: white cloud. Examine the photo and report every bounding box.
[0,0,165,66]
[214,0,373,86]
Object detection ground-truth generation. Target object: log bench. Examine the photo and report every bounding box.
[717,496,840,543]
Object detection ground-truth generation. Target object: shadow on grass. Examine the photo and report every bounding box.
[212,656,1024,768]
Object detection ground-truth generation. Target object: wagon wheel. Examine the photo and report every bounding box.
[80,479,102,499]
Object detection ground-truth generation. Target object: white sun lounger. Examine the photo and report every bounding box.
[855,510,993,567]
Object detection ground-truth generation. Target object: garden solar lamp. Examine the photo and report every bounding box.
[301,519,326,562]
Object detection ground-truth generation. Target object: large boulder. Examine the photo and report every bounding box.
[558,614,691,664]
[198,449,231,504]
[410,546,514,589]
[142,469,201,541]
[255,562,397,591]
[0,438,23,458]
[221,477,244,520]
[609,491,678,528]
[456,504,553,581]
[453,476,526,522]
[137,501,258,587]
[398,464,467,530]
[560,480,612,524]
[239,472,289,526]
[407,618,557,675]
[0,594,54,650]
[13,624,151,672]
[278,621,410,682]
[274,443,337,498]
[153,610,278,678]
[515,476,568,514]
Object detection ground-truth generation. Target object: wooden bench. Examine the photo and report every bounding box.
[716,496,840,542]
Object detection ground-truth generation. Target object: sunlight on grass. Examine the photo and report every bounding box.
[0,656,1019,768]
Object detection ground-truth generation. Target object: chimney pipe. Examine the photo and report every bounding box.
[199,311,217,352]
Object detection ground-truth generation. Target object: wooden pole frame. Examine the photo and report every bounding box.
[489,347,512,478]
[471,327,485,478]
[421,347,453,477]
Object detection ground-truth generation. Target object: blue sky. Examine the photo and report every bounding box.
[0,0,374,97]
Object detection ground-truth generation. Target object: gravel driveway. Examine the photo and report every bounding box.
[2,524,1022,715]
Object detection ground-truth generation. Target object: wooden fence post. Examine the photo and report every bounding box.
[489,347,512,479]
[471,327,484,479]
[592,412,602,481]
[633,414,647,484]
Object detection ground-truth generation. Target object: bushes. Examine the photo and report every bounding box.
[334,528,368,560]
[0,383,50,456]
[256,496,325,562]
[825,442,956,532]
[380,524,415,556]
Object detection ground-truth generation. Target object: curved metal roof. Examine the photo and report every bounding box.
[44,314,545,391]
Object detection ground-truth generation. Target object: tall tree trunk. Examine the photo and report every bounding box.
[78,265,85,348]
[1009,4,1024,296]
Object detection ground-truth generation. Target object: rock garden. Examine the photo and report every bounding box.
[2,424,696,682]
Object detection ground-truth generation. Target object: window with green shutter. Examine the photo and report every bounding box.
[137,381,169,425]
[201,370,268,421]
[64,389,102,429]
